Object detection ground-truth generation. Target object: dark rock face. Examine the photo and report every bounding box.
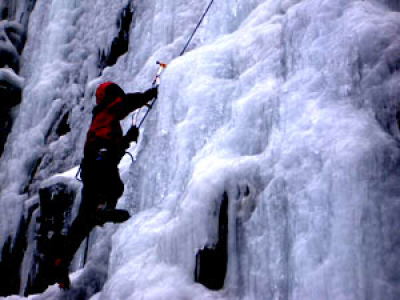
[0,200,38,297]
[0,76,22,155]
[0,21,25,156]
[0,181,77,297]
[195,192,229,290]
[0,2,31,157]
[56,112,71,137]
[0,0,37,26]
[0,21,25,72]
[0,219,29,296]
[98,1,134,69]
[25,182,76,295]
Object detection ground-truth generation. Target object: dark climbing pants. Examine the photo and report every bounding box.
[62,154,124,263]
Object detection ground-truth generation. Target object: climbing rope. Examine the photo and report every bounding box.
[179,0,216,57]
[135,61,167,129]
[124,151,135,163]
[135,0,216,128]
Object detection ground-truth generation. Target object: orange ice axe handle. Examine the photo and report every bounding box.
[152,61,168,87]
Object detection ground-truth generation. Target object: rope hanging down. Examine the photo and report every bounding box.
[179,0,215,57]
[136,0,216,128]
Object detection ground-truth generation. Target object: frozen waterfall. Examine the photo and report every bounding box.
[1,0,400,299]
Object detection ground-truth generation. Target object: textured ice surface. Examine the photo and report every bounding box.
[1,0,400,299]
[0,0,131,246]
[0,8,29,157]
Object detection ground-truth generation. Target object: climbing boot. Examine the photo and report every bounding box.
[53,258,71,290]
[95,208,130,226]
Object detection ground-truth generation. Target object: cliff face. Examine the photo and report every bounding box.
[1,0,400,299]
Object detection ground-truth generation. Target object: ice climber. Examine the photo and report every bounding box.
[52,81,158,289]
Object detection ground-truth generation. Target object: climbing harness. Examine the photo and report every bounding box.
[76,148,136,179]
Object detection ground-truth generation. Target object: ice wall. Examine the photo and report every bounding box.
[1,0,400,299]
[98,1,400,299]
[0,0,132,296]
[0,0,36,156]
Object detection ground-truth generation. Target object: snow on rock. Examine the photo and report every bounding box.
[0,68,24,90]
[1,0,400,299]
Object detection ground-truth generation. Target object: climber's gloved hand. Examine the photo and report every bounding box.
[147,86,158,100]
[125,126,139,143]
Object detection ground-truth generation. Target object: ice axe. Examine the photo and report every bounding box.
[152,61,168,87]
[135,61,168,128]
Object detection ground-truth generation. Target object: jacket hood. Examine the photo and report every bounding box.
[95,82,125,105]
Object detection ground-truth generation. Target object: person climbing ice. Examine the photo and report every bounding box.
[52,81,158,289]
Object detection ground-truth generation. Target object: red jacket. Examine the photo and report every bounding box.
[84,82,156,155]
